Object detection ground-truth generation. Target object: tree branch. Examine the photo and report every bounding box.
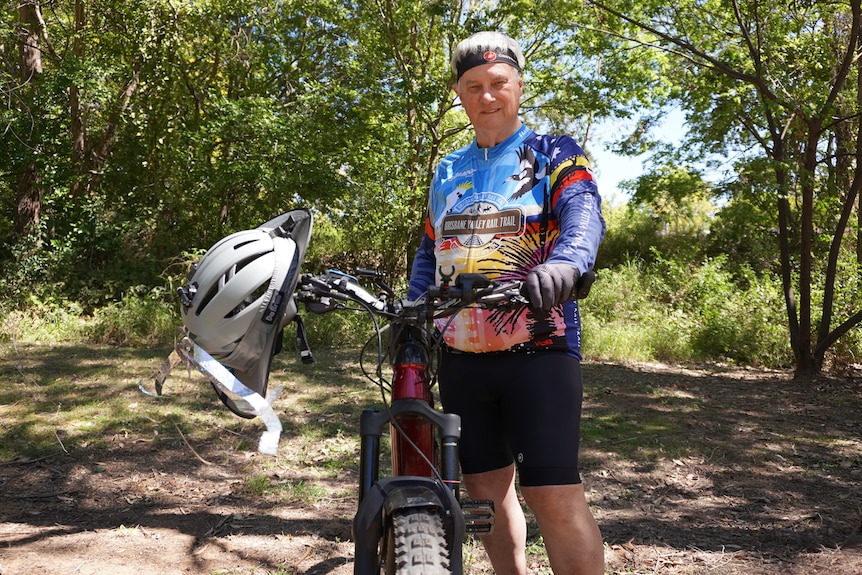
[585,0,784,107]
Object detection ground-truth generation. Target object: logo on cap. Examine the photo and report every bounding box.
[483,50,498,62]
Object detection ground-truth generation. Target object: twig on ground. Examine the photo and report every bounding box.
[611,433,658,445]
[0,453,62,466]
[204,514,231,537]
[292,545,314,569]
[174,422,214,465]
[0,490,70,500]
[55,430,68,453]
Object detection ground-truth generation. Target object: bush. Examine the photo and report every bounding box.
[88,286,180,347]
[287,308,378,351]
[0,298,88,344]
[581,260,695,362]
[581,255,792,367]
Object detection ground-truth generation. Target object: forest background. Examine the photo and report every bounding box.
[3,0,862,377]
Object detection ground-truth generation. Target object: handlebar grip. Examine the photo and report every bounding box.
[355,268,384,279]
[517,269,597,301]
[575,270,596,300]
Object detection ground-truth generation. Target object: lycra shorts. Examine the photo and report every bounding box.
[438,349,583,486]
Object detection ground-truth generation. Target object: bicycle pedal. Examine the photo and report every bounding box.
[461,498,495,534]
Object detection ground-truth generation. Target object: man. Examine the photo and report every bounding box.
[408,31,605,575]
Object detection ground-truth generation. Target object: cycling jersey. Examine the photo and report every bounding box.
[408,124,605,358]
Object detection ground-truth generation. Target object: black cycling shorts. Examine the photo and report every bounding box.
[438,349,583,486]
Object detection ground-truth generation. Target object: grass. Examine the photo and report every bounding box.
[4,305,859,574]
[0,340,232,461]
[241,473,328,502]
[0,331,556,571]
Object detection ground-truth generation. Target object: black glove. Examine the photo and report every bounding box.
[524,263,580,312]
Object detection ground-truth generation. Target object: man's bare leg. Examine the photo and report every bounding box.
[463,464,527,575]
[521,483,604,575]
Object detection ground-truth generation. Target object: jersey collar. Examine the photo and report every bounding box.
[469,124,532,162]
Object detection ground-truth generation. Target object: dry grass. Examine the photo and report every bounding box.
[0,342,860,574]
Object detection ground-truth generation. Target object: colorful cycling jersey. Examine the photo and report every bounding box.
[408,124,605,358]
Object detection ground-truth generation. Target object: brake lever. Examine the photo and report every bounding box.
[454,273,492,304]
[307,276,333,293]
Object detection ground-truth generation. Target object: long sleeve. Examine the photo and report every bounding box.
[547,178,605,274]
[407,232,436,300]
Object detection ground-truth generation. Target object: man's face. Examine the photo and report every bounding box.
[454,62,523,143]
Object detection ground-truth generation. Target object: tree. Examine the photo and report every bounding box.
[0,0,670,309]
[628,165,715,237]
[589,0,862,375]
[304,0,662,278]
[12,0,47,238]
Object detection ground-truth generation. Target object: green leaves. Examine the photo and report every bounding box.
[2,0,861,372]
[592,0,862,373]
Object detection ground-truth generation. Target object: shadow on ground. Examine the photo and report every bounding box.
[0,343,860,574]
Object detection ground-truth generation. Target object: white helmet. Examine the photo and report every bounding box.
[179,209,312,417]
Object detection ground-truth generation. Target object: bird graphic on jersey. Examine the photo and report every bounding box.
[508,146,547,200]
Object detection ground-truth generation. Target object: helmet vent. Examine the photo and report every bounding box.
[226,281,269,319]
[233,239,258,251]
[232,253,260,275]
[195,283,219,316]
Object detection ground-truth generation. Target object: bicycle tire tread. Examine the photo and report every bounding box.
[389,508,451,575]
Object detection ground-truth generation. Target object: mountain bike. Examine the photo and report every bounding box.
[148,230,593,574]
[294,267,594,575]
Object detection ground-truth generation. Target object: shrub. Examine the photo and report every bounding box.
[0,297,88,344]
[582,255,792,367]
[581,260,695,362]
[287,309,377,351]
[88,286,180,346]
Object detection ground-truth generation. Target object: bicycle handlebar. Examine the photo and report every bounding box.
[296,268,595,321]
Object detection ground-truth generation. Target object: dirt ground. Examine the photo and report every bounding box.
[1,348,860,575]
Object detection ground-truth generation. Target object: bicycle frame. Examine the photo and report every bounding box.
[297,270,514,574]
[388,325,436,478]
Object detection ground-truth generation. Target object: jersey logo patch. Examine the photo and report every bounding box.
[441,205,523,247]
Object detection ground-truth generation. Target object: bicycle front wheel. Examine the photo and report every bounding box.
[383,508,451,575]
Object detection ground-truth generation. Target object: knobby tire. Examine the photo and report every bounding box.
[383,508,451,575]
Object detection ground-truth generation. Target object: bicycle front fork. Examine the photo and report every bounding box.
[357,398,461,502]
[352,399,495,574]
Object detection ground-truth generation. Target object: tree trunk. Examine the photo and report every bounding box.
[858,31,862,267]
[814,25,862,367]
[14,0,46,238]
[70,0,86,164]
[795,122,820,376]
[773,139,800,366]
[14,165,43,237]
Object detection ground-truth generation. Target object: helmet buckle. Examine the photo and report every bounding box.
[177,284,196,308]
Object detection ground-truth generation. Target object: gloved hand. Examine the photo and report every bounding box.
[524,263,580,312]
